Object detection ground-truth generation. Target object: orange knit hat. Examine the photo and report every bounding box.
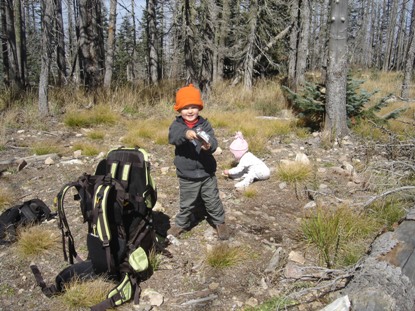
[174,84,204,111]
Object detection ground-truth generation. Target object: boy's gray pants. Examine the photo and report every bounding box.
[175,176,225,229]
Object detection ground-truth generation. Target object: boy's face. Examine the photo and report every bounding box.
[179,105,200,122]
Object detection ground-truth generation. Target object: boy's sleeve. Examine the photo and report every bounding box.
[203,121,218,152]
[168,120,188,146]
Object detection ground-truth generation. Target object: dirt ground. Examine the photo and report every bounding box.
[0,119,376,311]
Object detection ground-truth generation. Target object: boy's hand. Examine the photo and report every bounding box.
[201,142,211,150]
[185,130,197,140]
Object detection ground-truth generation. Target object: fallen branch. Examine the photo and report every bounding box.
[0,153,59,166]
[180,294,218,306]
[362,186,415,208]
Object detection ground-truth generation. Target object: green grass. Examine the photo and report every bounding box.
[244,296,297,311]
[31,142,61,155]
[206,244,246,268]
[64,105,118,128]
[72,143,100,156]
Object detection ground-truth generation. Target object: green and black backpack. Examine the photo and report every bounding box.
[31,147,158,310]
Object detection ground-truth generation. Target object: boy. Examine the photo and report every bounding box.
[168,84,229,240]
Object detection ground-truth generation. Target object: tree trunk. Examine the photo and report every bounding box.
[103,0,117,88]
[78,0,104,89]
[184,0,197,84]
[288,0,310,92]
[13,0,26,87]
[243,0,258,90]
[324,0,349,140]
[55,0,67,85]
[382,0,398,71]
[401,0,415,99]
[38,0,54,117]
[147,0,159,85]
[1,0,10,86]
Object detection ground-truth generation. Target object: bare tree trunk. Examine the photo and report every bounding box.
[169,0,180,79]
[147,0,159,85]
[324,0,349,140]
[78,0,104,89]
[401,0,415,99]
[212,0,229,83]
[103,0,116,88]
[39,0,54,117]
[67,0,79,84]
[1,0,10,86]
[288,0,310,92]
[184,0,196,83]
[128,0,137,83]
[4,0,23,90]
[55,0,67,85]
[243,0,258,90]
[13,0,26,87]
[395,0,409,70]
[382,0,398,70]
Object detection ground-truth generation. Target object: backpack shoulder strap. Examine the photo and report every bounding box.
[56,174,103,264]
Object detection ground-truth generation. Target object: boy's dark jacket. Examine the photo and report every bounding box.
[169,116,218,180]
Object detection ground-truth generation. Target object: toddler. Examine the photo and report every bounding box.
[223,132,270,189]
[168,84,229,240]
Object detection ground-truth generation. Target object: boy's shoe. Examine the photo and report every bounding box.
[216,223,230,240]
[168,225,185,238]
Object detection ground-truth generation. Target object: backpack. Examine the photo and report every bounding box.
[31,147,158,310]
[0,198,54,245]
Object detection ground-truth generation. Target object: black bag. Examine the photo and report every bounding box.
[0,199,53,245]
[31,147,158,310]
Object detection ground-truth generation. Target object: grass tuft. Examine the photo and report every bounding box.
[16,226,60,258]
[58,278,114,310]
[64,105,118,128]
[31,141,61,155]
[0,189,14,211]
[72,143,100,156]
[206,244,245,268]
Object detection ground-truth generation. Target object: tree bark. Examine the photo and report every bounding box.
[184,0,197,84]
[288,0,310,92]
[78,0,104,89]
[146,0,159,85]
[401,0,415,99]
[38,0,55,117]
[243,0,258,90]
[55,0,67,84]
[324,0,349,140]
[103,0,117,88]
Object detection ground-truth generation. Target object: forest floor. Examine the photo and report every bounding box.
[0,117,391,311]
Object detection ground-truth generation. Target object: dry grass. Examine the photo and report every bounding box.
[0,188,14,211]
[72,142,101,156]
[206,243,246,268]
[277,161,313,185]
[31,141,62,155]
[55,277,115,310]
[16,226,60,258]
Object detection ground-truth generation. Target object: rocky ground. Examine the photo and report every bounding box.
[0,118,384,311]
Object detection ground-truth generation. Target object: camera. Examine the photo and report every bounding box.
[196,128,210,144]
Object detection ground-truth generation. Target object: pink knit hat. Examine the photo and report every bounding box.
[230,132,248,159]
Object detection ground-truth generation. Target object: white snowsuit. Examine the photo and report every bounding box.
[228,152,270,189]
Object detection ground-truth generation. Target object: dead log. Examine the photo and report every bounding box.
[0,153,59,166]
[339,207,415,310]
